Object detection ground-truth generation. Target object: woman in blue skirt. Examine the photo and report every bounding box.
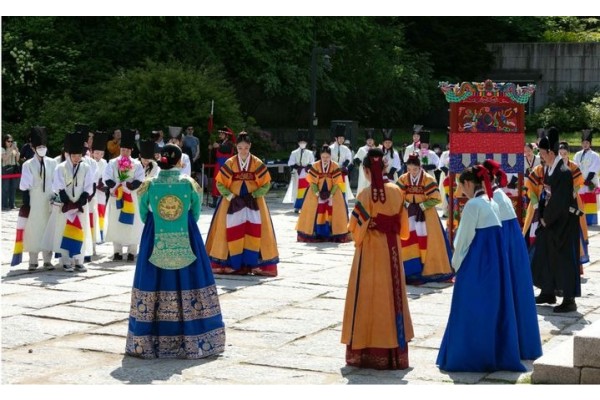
[437,165,525,372]
[483,159,542,361]
[126,144,225,359]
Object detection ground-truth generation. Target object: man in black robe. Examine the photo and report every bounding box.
[532,127,581,313]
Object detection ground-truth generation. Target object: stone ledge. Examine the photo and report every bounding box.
[532,336,580,384]
[574,319,600,368]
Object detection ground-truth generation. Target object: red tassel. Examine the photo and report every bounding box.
[475,165,493,198]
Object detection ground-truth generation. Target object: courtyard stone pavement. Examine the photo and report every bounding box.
[2,189,599,389]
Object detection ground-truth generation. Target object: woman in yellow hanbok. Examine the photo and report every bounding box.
[296,145,350,243]
[342,148,413,370]
[205,133,279,276]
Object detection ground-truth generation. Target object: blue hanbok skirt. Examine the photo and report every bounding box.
[126,211,226,359]
[501,217,542,360]
[436,225,526,372]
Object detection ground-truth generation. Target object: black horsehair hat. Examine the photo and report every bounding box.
[297,129,309,143]
[140,140,156,159]
[539,127,559,152]
[334,124,346,138]
[120,129,137,149]
[30,126,47,148]
[64,131,86,154]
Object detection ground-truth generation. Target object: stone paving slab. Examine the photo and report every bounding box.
[90,320,129,337]
[225,327,301,349]
[49,333,129,355]
[184,363,346,384]
[24,304,127,325]
[245,349,344,374]
[3,287,113,309]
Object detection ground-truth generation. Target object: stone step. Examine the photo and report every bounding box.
[574,319,600,369]
[533,320,600,384]
[532,337,580,384]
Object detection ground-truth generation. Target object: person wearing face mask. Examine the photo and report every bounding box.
[43,131,94,273]
[11,127,58,271]
[283,129,315,213]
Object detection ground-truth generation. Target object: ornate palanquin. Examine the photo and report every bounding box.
[439,80,536,241]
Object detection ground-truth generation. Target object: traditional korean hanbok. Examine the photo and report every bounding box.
[492,186,542,360]
[330,141,355,202]
[126,165,226,359]
[342,175,414,370]
[573,133,600,226]
[397,168,453,285]
[437,190,525,372]
[283,142,315,211]
[296,160,350,243]
[206,153,279,276]
[42,142,94,270]
[11,128,57,268]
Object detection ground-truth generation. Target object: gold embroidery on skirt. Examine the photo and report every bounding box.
[130,285,222,322]
[126,327,226,359]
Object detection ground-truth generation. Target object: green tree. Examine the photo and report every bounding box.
[90,61,243,160]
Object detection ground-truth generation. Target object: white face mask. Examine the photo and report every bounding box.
[299,142,307,149]
[36,146,47,157]
[135,134,140,141]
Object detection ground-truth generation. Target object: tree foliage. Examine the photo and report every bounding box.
[2,16,598,157]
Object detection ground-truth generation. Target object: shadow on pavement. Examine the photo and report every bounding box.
[110,354,221,384]
[340,365,412,384]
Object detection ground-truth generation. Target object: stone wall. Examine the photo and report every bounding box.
[487,42,600,111]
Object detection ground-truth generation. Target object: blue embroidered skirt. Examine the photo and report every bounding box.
[126,211,226,359]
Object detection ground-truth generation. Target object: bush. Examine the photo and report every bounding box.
[526,89,600,132]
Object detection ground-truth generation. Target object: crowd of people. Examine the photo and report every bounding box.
[2,122,592,373]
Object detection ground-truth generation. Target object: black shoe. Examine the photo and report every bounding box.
[535,293,557,305]
[113,253,123,261]
[127,253,135,262]
[553,299,577,313]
